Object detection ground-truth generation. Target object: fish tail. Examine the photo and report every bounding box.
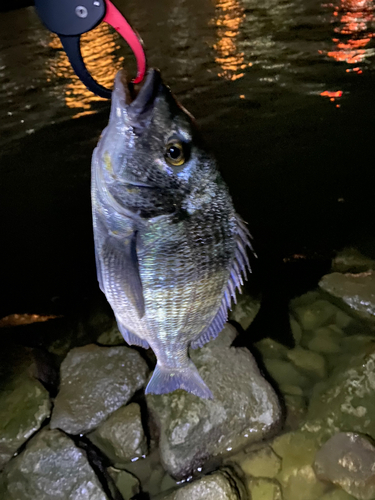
[145,360,213,399]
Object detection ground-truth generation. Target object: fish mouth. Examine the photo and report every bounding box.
[117,68,162,116]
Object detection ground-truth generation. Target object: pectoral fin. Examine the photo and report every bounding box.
[101,231,145,318]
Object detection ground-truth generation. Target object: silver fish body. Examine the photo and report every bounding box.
[91,69,252,399]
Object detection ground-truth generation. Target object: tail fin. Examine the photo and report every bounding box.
[145,360,213,399]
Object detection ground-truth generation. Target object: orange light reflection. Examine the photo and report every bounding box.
[323,0,375,66]
[46,23,125,118]
[0,314,60,328]
[213,0,248,80]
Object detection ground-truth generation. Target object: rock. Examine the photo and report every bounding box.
[332,248,375,274]
[0,428,109,500]
[284,394,307,430]
[0,375,51,471]
[107,467,140,500]
[263,358,310,389]
[335,311,353,329]
[290,316,302,344]
[161,468,245,500]
[324,334,375,374]
[300,324,343,352]
[293,300,341,331]
[83,295,115,339]
[314,432,375,500]
[87,402,147,465]
[97,324,125,346]
[0,343,57,389]
[247,478,283,500]
[271,431,328,500]
[0,345,52,470]
[255,338,289,360]
[117,447,164,496]
[271,431,321,476]
[319,271,375,323]
[279,464,328,500]
[286,347,326,380]
[160,472,178,494]
[280,385,304,396]
[304,345,375,440]
[238,446,281,478]
[147,325,281,479]
[50,344,149,434]
[307,335,341,355]
[320,489,357,500]
[229,293,261,330]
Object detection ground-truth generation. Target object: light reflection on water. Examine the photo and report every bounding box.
[1,0,375,144]
[212,0,250,80]
[323,0,375,65]
[46,23,124,119]
[319,0,375,102]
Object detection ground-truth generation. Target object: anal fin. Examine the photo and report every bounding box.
[116,319,149,349]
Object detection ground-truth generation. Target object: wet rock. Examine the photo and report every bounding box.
[238,446,281,478]
[319,271,375,323]
[0,345,52,470]
[161,468,245,500]
[271,431,328,500]
[290,316,302,344]
[97,324,125,346]
[280,385,303,396]
[314,432,375,500]
[284,394,307,431]
[229,293,261,330]
[83,295,116,339]
[304,345,375,440]
[307,334,341,355]
[332,248,375,274]
[279,464,328,500]
[117,448,164,496]
[320,489,357,500]
[51,344,149,434]
[286,347,326,380]
[0,375,51,470]
[107,467,140,500]
[263,358,310,389]
[147,325,282,480]
[271,431,321,477]
[247,478,283,500]
[87,402,147,465]
[293,299,341,331]
[0,343,57,389]
[0,428,109,499]
[255,338,289,360]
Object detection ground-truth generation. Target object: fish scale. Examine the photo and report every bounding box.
[91,68,254,399]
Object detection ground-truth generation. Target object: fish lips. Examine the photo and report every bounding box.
[114,68,162,131]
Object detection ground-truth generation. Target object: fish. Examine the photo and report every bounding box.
[91,68,253,399]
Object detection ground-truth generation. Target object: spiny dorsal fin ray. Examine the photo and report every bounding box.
[190,214,254,350]
[190,300,228,350]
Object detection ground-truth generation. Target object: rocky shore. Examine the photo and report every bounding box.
[2,247,375,499]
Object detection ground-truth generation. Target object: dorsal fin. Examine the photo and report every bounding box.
[190,214,255,350]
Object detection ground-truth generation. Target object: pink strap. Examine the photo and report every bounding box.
[103,0,146,84]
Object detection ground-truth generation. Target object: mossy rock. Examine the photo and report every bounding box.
[304,345,375,441]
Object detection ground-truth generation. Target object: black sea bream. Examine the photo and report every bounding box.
[91,69,253,398]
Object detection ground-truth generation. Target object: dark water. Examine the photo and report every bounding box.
[1,0,375,317]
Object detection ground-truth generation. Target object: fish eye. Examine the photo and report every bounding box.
[165,141,185,167]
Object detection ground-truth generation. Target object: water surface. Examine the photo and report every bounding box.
[1,0,375,315]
